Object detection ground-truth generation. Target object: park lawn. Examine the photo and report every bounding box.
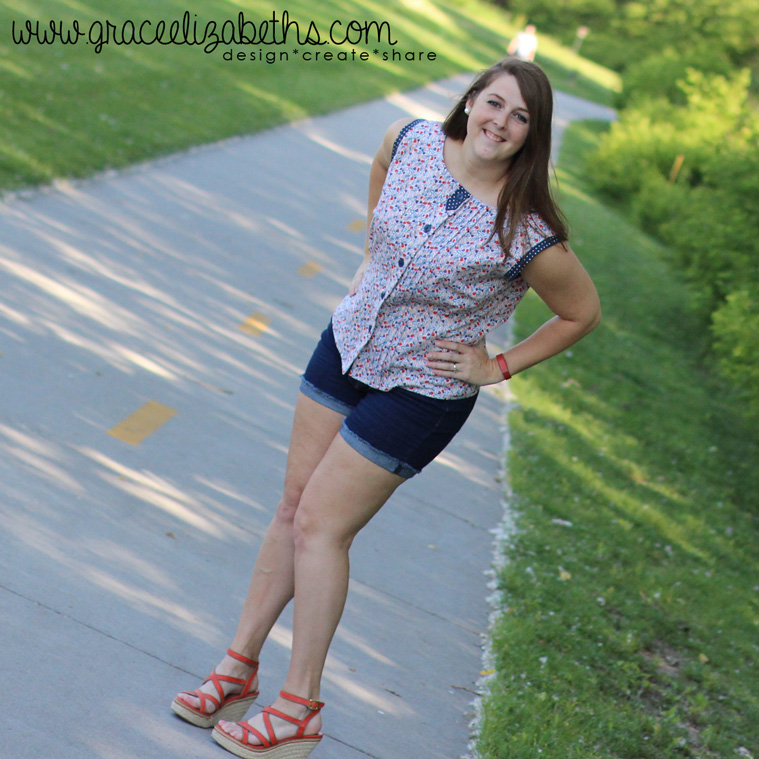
[0,0,617,194]
[476,120,759,758]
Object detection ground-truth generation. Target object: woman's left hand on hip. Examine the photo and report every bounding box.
[426,339,501,386]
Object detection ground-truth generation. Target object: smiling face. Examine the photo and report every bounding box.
[464,73,530,167]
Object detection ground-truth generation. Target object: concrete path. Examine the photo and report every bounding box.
[0,75,614,759]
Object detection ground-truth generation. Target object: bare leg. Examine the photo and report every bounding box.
[175,394,346,714]
[229,394,348,659]
[219,433,405,741]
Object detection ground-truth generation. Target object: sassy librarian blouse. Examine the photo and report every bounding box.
[331,119,561,400]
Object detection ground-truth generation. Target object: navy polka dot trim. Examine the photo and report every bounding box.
[445,185,471,211]
[505,235,562,281]
[391,119,424,161]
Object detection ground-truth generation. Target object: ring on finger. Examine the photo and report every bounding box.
[453,362,458,372]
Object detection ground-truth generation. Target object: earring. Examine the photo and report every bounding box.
[464,107,470,114]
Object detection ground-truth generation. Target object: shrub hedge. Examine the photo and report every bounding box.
[589,66,759,415]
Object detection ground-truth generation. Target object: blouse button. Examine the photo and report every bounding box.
[398,258,404,267]
[423,224,432,233]
[380,291,386,298]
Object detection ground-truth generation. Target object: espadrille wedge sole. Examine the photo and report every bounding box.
[212,690,324,759]
[212,729,321,759]
[171,648,259,728]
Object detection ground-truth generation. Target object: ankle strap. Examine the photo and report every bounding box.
[279,690,324,711]
[226,648,258,667]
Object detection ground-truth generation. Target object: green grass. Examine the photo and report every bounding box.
[0,0,617,194]
[476,121,759,758]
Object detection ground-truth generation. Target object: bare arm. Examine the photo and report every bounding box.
[506,242,601,371]
[349,118,414,294]
[426,243,601,384]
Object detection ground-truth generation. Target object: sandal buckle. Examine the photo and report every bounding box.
[307,698,320,710]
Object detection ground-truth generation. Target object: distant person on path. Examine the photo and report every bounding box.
[508,24,539,61]
[171,57,600,759]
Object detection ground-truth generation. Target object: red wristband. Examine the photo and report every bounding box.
[496,353,511,380]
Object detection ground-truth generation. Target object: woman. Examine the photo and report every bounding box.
[171,57,601,758]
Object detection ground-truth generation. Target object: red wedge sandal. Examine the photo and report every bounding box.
[171,648,259,728]
[212,690,324,759]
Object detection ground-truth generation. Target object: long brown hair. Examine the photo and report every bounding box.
[442,58,568,254]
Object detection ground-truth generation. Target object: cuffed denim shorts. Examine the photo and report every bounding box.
[299,322,478,478]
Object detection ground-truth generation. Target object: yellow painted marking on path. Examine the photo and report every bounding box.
[108,401,177,445]
[239,312,271,336]
[297,261,323,278]
[347,218,366,233]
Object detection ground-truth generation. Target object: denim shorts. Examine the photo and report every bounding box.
[300,322,478,478]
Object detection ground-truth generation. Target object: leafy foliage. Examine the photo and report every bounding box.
[712,290,759,413]
[616,47,734,108]
[501,0,759,74]
[591,68,754,199]
[588,67,759,414]
[612,0,759,66]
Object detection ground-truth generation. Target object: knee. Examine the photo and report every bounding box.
[292,499,353,553]
[292,503,320,550]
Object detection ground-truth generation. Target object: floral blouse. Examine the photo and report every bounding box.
[331,119,560,399]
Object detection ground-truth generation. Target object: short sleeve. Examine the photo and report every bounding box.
[391,119,424,161]
[504,215,562,281]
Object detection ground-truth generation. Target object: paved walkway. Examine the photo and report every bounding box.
[0,75,614,759]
